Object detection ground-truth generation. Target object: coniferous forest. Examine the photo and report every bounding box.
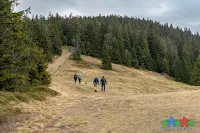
[2,0,200,92]
[27,13,200,85]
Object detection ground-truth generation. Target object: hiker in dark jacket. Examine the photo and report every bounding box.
[93,77,99,92]
[74,73,77,83]
[78,73,82,84]
[101,76,107,91]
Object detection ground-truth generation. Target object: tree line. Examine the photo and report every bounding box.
[44,13,200,85]
[1,0,200,92]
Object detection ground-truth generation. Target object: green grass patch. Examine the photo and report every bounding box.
[0,106,21,123]
[0,86,58,124]
[14,92,30,102]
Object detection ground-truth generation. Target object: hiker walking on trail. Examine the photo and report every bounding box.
[93,77,99,92]
[101,76,107,91]
[78,73,82,84]
[74,73,78,83]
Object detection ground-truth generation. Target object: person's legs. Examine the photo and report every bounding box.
[103,84,106,91]
[96,84,98,91]
[101,84,103,91]
[94,84,97,92]
[79,79,81,84]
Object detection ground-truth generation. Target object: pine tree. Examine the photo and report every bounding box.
[111,37,121,64]
[113,23,124,64]
[71,35,81,60]
[0,0,51,91]
[173,57,182,81]
[48,15,62,56]
[123,26,131,50]
[137,32,153,69]
[23,18,51,86]
[102,34,112,70]
[190,55,200,85]
[0,0,29,91]
[93,19,102,58]
[124,50,132,67]
[131,47,139,68]
[84,21,95,56]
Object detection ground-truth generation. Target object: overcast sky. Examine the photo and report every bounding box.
[15,0,200,33]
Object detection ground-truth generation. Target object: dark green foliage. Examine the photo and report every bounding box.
[190,56,200,85]
[111,37,121,64]
[131,47,139,68]
[53,14,200,84]
[137,32,153,69]
[0,1,52,91]
[102,34,112,70]
[0,0,30,91]
[123,26,131,50]
[71,36,82,60]
[124,50,132,67]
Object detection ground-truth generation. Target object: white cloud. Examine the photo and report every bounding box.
[148,3,169,16]
[13,0,200,33]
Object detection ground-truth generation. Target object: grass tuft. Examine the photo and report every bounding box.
[0,86,58,124]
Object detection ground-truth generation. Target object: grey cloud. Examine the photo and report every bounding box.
[15,0,200,33]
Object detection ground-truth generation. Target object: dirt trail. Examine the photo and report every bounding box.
[15,49,200,133]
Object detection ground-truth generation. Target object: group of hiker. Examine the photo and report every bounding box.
[73,73,107,92]
[73,73,82,84]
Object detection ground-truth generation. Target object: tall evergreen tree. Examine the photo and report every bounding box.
[102,34,112,70]
[124,49,132,67]
[71,35,81,60]
[0,0,51,91]
[190,55,200,85]
[111,37,121,64]
[131,47,139,68]
[137,32,152,69]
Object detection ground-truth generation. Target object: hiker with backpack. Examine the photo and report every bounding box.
[74,73,78,83]
[78,73,82,84]
[93,76,99,92]
[101,76,107,91]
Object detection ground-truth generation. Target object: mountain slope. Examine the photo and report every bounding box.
[15,49,200,133]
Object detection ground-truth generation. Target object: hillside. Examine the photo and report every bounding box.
[11,49,200,133]
[23,14,200,85]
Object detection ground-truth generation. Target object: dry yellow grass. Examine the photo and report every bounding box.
[14,49,200,133]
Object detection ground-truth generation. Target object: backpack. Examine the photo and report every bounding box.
[94,77,98,83]
[101,78,106,84]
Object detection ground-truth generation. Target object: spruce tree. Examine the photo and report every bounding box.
[124,50,132,67]
[123,26,131,50]
[190,55,200,85]
[0,0,51,91]
[0,0,29,91]
[102,35,112,70]
[23,18,51,86]
[71,35,81,60]
[137,32,153,69]
[111,37,121,64]
[131,47,139,68]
